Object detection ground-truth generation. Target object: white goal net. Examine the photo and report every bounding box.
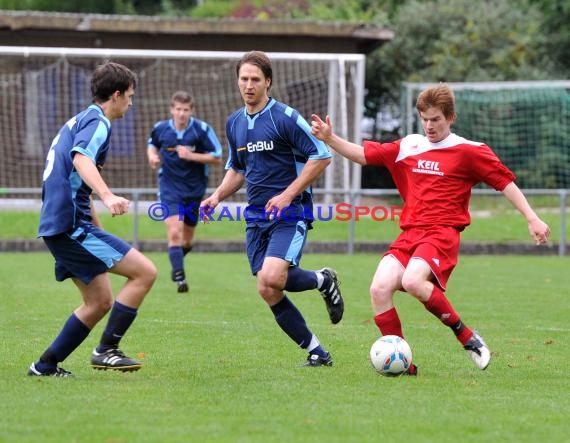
[0,46,365,202]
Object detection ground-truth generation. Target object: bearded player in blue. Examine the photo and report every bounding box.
[147,90,222,293]
[201,51,344,367]
[28,62,157,377]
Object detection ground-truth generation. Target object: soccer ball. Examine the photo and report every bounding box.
[369,335,413,376]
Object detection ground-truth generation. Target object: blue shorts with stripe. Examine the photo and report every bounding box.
[42,223,132,285]
[246,218,308,275]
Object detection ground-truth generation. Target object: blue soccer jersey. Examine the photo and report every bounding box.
[225,98,331,208]
[148,117,222,201]
[38,105,112,237]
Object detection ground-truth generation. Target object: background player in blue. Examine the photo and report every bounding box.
[147,90,222,293]
[201,51,344,367]
[28,62,157,377]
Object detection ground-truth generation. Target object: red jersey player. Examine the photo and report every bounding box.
[311,83,550,374]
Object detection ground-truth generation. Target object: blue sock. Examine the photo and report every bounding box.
[36,313,90,372]
[96,301,138,353]
[284,267,318,292]
[270,295,313,349]
[168,246,185,280]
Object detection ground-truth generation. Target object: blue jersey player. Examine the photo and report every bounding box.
[201,51,344,367]
[147,91,222,293]
[28,62,157,377]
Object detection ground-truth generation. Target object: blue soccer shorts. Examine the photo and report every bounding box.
[162,197,202,227]
[246,218,308,275]
[42,223,132,285]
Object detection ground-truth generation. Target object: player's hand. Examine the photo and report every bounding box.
[176,145,193,160]
[265,193,293,220]
[529,219,550,245]
[103,194,130,217]
[199,196,218,225]
[148,153,161,170]
[311,114,333,143]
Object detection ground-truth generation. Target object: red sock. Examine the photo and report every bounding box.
[374,307,404,338]
[424,286,473,345]
[374,308,417,372]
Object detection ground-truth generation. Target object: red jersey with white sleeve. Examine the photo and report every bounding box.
[363,133,515,231]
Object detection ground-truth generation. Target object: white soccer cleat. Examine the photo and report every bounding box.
[464,331,491,370]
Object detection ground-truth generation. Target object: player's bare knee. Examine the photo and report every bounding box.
[370,281,395,304]
[257,269,285,292]
[100,297,113,313]
[256,275,272,295]
[257,285,271,301]
[370,292,391,309]
[257,278,283,304]
[168,234,182,245]
[259,289,283,306]
[138,261,157,289]
[369,284,382,301]
[88,295,113,318]
[401,275,424,298]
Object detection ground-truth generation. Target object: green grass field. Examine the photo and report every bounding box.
[1,252,568,443]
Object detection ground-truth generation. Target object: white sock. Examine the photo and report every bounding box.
[316,271,325,290]
[306,334,321,353]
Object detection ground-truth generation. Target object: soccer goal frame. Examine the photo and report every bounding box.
[0,46,365,203]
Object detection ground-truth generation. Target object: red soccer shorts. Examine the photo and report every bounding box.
[383,226,460,290]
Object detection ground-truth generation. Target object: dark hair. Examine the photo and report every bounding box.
[416,83,456,120]
[170,90,193,107]
[91,62,138,103]
[235,50,273,90]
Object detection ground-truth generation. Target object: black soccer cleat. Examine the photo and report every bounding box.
[317,268,344,324]
[28,362,73,377]
[172,269,189,293]
[303,352,333,367]
[91,348,142,372]
[176,280,189,293]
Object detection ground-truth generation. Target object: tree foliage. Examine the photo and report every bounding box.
[1,0,566,107]
[365,0,556,112]
[189,0,388,23]
[0,0,387,21]
[530,0,570,74]
[0,0,198,14]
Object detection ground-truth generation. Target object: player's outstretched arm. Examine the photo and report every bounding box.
[200,168,245,222]
[265,158,330,215]
[501,182,550,245]
[73,153,130,217]
[310,114,367,165]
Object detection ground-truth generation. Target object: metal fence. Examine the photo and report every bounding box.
[2,187,567,256]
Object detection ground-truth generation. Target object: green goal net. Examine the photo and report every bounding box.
[402,81,570,189]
